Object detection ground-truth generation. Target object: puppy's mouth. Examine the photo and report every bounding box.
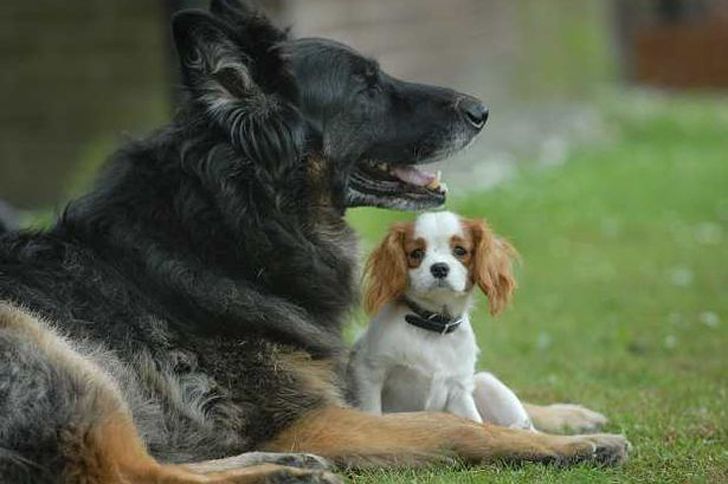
[347,160,448,210]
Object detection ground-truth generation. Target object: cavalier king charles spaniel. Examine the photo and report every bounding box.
[349,211,535,429]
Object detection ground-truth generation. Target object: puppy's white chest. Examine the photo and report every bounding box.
[378,317,479,413]
[398,331,473,374]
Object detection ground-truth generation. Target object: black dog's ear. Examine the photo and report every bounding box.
[207,0,296,100]
[172,10,303,170]
[173,11,251,104]
[210,0,256,22]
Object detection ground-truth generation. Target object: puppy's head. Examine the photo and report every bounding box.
[173,0,488,212]
[364,212,517,316]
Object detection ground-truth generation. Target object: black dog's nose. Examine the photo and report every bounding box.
[430,263,450,279]
[460,98,489,130]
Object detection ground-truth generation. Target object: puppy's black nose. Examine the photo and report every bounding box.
[460,98,488,130]
[430,263,450,279]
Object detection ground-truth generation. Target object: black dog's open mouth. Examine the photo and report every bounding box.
[348,160,448,210]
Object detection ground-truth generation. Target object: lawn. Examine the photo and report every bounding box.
[346,93,728,483]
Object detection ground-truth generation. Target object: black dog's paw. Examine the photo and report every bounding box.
[269,453,332,470]
[590,434,632,466]
[564,433,631,467]
[264,467,344,484]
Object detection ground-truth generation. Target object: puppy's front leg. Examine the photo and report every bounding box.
[446,386,483,423]
[351,359,387,415]
[473,372,534,430]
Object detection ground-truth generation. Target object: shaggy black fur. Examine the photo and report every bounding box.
[0,0,486,479]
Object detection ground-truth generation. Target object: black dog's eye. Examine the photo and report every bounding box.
[364,64,378,82]
[359,65,382,96]
[453,246,467,257]
[366,82,383,96]
[409,249,425,261]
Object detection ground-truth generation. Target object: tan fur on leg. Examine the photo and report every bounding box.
[185,452,331,474]
[66,411,341,483]
[0,304,340,483]
[262,405,629,469]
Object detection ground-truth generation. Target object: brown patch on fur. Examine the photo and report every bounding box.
[63,410,161,483]
[403,233,426,270]
[67,411,340,483]
[461,219,518,316]
[363,222,413,315]
[262,405,619,469]
[278,351,346,406]
[306,154,334,208]
[0,303,126,412]
[0,303,338,483]
[449,234,472,265]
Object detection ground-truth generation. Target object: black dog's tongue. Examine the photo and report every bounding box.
[391,166,437,187]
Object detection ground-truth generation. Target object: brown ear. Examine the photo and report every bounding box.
[363,223,409,315]
[467,219,518,316]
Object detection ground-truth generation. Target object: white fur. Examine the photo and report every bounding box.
[473,372,533,429]
[351,301,482,421]
[408,212,470,301]
[351,211,534,429]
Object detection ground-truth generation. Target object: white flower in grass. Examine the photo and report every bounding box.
[699,311,720,328]
[664,335,677,349]
[669,267,693,287]
[536,332,552,350]
[694,222,722,245]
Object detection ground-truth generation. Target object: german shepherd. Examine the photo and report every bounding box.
[0,1,629,482]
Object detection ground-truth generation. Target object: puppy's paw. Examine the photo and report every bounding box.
[531,403,608,434]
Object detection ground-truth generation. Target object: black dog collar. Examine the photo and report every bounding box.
[403,298,463,335]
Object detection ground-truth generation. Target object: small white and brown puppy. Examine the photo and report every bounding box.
[349,211,534,428]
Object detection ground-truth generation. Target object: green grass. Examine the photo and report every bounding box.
[346,94,728,483]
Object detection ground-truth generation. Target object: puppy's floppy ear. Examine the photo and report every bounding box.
[467,219,518,316]
[172,9,303,169]
[363,223,410,315]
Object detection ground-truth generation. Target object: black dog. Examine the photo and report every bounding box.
[0,1,629,482]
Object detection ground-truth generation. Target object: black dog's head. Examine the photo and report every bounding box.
[290,38,487,210]
[173,0,487,211]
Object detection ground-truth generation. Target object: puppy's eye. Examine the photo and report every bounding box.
[453,246,467,257]
[409,249,424,261]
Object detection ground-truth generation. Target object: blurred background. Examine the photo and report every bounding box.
[1,1,726,481]
[2,0,727,208]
